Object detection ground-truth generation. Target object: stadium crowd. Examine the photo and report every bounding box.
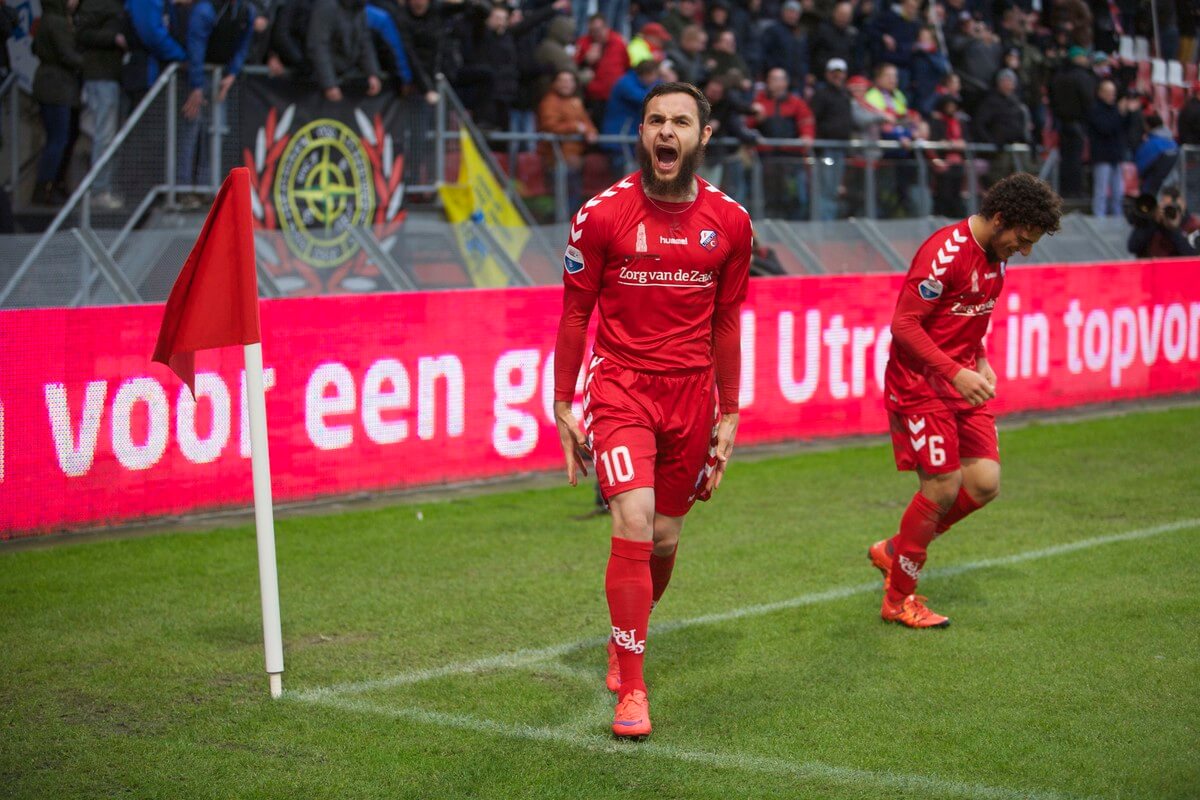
[5,0,1196,222]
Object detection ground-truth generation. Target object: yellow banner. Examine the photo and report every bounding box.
[437,127,531,287]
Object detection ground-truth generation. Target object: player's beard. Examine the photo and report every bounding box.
[638,138,706,198]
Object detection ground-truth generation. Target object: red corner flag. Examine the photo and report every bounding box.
[153,167,261,396]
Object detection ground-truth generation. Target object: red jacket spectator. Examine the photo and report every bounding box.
[750,68,814,155]
[575,17,629,102]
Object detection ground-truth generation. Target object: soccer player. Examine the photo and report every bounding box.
[870,173,1062,628]
[553,82,753,739]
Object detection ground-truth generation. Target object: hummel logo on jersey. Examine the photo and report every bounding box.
[898,555,922,580]
[699,229,718,250]
[611,626,646,654]
[660,235,688,245]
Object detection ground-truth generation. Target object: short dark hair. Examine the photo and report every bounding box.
[980,173,1063,234]
[640,81,712,128]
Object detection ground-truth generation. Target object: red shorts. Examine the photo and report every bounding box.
[582,356,718,517]
[888,402,1000,474]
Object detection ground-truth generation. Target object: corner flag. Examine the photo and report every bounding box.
[152,167,285,699]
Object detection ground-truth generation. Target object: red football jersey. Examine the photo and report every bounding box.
[562,173,753,373]
[885,218,1005,411]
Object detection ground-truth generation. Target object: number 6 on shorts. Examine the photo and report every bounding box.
[599,446,635,485]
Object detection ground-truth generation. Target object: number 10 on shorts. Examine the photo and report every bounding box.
[600,446,635,485]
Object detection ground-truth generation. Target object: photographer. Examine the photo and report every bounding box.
[1127,186,1200,258]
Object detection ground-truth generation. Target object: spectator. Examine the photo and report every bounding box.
[269,0,315,74]
[750,66,814,219]
[809,1,858,79]
[75,0,127,210]
[307,0,380,103]
[808,57,853,219]
[1127,186,1199,258]
[700,73,758,196]
[536,69,597,213]
[660,0,697,41]
[864,62,919,217]
[927,92,967,217]
[458,2,561,135]
[599,59,658,169]
[1048,0,1093,49]
[177,0,252,198]
[31,0,81,206]
[576,13,630,127]
[972,68,1031,187]
[762,0,809,91]
[665,23,707,86]
[534,14,578,101]
[1177,82,1200,146]
[704,28,749,83]
[0,2,17,228]
[1135,113,1179,196]
[909,25,950,118]
[848,72,888,134]
[627,21,670,66]
[399,0,468,104]
[950,14,1002,114]
[1050,45,1096,197]
[125,0,189,92]
[1087,78,1127,217]
[365,4,412,85]
[868,0,921,93]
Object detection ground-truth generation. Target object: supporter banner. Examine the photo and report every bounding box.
[2,260,1198,536]
[239,76,407,294]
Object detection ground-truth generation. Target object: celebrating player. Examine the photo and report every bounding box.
[870,173,1062,628]
[553,82,753,739]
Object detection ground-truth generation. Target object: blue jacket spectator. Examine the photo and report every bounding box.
[126,0,187,83]
[365,4,412,84]
[600,61,659,153]
[1135,114,1179,195]
[186,0,252,90]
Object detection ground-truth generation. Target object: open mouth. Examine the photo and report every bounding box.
[654,144,679,172]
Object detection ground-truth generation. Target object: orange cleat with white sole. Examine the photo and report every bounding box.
[612,689,651,739]
[881,593,951,629]
[605,638,621,693]
[868,538,894,590]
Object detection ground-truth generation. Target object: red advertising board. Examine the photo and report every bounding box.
[2,260,1198,537]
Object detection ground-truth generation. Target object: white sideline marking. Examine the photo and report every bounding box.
[300,694,1094,800]
[293,518,1199,702]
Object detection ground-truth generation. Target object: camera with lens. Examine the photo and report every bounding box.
[1126,192,1181,225]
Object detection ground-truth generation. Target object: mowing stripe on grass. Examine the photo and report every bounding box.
[293,518,1198,702]
[299,693,1095,800]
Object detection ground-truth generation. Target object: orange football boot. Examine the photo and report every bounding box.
[868,538,894,590]
[881,593,951,628]
[612,689,651,739]
[605,638,621,693]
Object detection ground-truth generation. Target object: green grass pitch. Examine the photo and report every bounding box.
[2,405,1198,799]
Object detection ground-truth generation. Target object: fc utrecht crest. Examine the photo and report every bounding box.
[699,229,718,251]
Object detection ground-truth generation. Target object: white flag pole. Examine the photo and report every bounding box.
[244,340,284,698]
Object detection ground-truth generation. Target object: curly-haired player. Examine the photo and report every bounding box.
[869,173,1062,628]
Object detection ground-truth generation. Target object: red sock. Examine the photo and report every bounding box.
[649,544,677,610]
[934,487,983,536]
[887,492,945,603]
[606,537,653,699]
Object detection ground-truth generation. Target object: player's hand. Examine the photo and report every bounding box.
[976,358,997,395]
[325,86,343,102]
[704,412,740,497]
[554,400,590,486]
[366,75,382,96]
[952,368,995,406]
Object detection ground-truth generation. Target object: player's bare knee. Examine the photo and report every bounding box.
[652,521,680,556]
[921,470,963,511]
[970,476,1000,506]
